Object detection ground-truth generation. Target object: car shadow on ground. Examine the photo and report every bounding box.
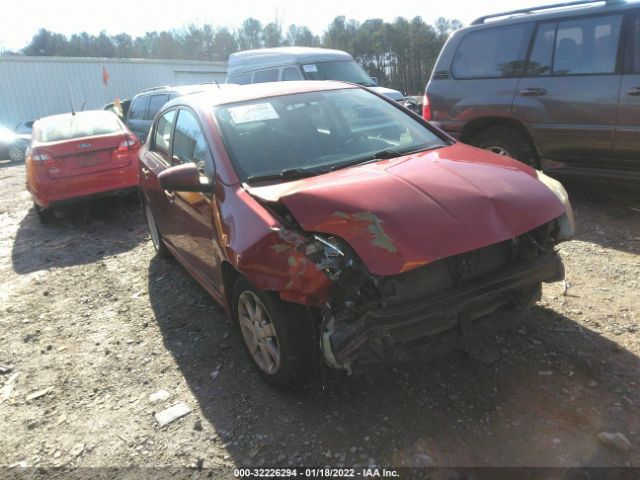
[0,159,21,169]
[147,255,640,468]
[561,176,640,256]
[11,193,146,274]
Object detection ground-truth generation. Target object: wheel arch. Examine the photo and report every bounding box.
[221,260,242,313]
[460,117,539,154]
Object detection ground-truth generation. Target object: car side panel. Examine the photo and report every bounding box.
[613,72,640,169]
[428,78,521,137]
[512,75,621,164]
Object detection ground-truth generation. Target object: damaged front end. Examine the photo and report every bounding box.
[319,220,567,373]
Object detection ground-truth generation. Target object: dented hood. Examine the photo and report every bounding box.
[247,144,567,276]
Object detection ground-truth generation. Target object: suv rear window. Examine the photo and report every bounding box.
[128,95,149,120]
[36,111,121,142]
[147,94,170,120]
[452,24,532,78]
[553,15,622,75]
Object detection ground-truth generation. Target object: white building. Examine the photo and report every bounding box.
[0,56,228,127]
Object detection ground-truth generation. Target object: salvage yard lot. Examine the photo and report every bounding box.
[0,159,639,471]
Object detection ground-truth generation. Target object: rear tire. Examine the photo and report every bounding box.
[143,201,171,258]
[232,277,317,389]
[34,204,53,224]
[469,125,539,168]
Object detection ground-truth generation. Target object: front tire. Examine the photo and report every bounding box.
[232,278,316,388]
[143,201,170,258]
[469,125,539,168]
[9,144,26,163]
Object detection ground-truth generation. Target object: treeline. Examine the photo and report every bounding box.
[11,16,462,94]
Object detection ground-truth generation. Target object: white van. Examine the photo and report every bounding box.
[225,47,405,102]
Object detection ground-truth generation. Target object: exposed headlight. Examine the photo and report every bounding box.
[302,234,349,282]
[536,171,575,241]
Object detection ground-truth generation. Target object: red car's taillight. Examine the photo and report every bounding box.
[113,134,139,161]
[116,134,139,152]
[422,93,432,121]
[29,149,55,167]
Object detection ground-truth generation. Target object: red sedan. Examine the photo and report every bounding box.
[26,110,140,222]
[139,81,575,388]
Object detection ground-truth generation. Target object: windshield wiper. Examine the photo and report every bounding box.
[246,167,317,184]
[327,144,446,173]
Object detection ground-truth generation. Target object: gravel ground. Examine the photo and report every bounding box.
[0,159,639,476]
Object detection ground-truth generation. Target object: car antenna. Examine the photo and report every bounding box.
[65,83,77,116]
[80,102,85,112]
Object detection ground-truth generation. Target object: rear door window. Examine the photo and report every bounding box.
[253,69,279,83]
[152,109,176,158]
[172,109,211,170]
[553,15,622,75]
[147,94,170,120]
[282,67,302,81]
[452,23,533,78]
[627,12,640,73]
[128,95,149,120]
[229,73,252,85]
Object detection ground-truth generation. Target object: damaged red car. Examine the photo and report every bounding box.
[139,81,575,387]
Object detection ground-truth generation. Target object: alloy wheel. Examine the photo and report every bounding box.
[237,290,281,375]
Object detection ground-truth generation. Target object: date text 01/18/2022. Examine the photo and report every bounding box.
[233,467,400,478]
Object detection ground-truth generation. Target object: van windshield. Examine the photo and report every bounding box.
[301,60,375,86]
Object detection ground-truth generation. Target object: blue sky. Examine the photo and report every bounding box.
[0,0,601,51]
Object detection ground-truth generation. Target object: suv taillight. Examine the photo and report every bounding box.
[422,93,432,121]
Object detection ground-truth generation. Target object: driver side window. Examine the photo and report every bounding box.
[172,109,211,171]
[152,109,176,161]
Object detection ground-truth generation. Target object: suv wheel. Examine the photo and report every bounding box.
[232,277,316,388]
[469,125,539,168]
[143,201,170,258]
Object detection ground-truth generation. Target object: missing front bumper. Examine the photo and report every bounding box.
[321,252,564,371]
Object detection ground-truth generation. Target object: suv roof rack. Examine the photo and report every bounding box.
[140,85,171,93]
[471,0,625,25]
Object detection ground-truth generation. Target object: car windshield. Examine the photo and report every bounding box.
[300,60,376,86]
[215,88,446,183]
[36,111,121,143]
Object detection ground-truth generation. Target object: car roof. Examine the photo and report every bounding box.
[132,83,227,100]
[465,0,638,31]
[227,47,354,76]
[168,80,359,111]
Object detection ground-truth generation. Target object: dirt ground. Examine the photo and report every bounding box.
[0,159,639,477]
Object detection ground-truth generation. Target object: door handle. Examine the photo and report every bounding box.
[141,167,150,175]
[626,87,640,96]
[165,190,175,202]
[519,88,548,96]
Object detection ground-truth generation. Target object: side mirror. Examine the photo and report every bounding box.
[370,76,378,85]
[158,163,214,193]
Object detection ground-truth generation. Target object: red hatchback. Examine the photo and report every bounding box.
[139,81,575,388]
[26,110,140,222]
